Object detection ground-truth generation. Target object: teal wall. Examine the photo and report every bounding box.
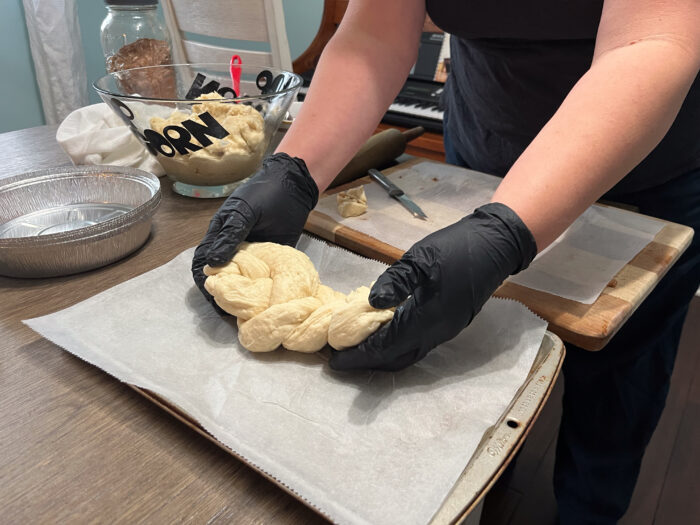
[78,0,112,106]
[0,0,322,133]
[284,0,323,61]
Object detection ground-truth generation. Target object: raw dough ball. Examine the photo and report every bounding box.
[203,242,394,353]
[337,186,367,218]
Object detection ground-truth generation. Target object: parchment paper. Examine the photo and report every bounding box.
[315,161,664,303]
[24,236,547,525]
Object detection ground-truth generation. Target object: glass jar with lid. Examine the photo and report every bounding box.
[100,0,175,98]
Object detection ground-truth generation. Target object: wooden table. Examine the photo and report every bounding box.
[0,126,327,523]
[0,126,563,523]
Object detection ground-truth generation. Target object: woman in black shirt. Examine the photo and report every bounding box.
[193,1,700,522]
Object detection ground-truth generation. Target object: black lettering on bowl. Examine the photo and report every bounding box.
[107,97,158,156]
[144,111,230,157]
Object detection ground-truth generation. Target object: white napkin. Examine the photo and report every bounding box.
[56,103,165,176]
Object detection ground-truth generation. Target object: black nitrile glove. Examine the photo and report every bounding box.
[329,202,537,372]
[192,152,319,303]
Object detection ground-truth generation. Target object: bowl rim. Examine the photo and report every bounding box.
[93,62,303,104]
[0,165,161,247]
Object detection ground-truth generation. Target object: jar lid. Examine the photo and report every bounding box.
[105,0,158,6]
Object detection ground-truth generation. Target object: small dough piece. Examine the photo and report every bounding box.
[337,186,368,218]
[328,286,395,350]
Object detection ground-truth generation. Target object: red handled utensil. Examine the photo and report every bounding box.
[230,55,242,96]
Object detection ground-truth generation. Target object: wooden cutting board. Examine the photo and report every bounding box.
[305,158,694,351]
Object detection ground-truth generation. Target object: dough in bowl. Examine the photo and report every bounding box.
[149,93,266,185]
[204,242,394,353]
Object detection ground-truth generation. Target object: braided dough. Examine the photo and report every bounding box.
[204,242,394,353]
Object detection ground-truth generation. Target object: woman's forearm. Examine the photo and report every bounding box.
[491,39,699,251]
[275,2,424,192]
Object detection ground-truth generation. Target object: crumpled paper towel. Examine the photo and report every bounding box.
[56,103,165,176]
[24,236,548,525]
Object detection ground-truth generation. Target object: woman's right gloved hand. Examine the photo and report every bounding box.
[191,152,319,304]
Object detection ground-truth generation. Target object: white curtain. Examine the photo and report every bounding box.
[22,0,88,124]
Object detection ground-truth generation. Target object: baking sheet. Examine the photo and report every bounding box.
[24,236,547,525]
[315,161,664,303]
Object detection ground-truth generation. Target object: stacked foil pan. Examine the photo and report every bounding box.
[0,165,161,278]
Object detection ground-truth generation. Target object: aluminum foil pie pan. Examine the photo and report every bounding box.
[0,165,161,278]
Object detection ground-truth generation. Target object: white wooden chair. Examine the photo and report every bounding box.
[161,0,293,70]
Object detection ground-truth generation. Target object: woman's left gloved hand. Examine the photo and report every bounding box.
[328,202,537,372]
[191,153,318,307]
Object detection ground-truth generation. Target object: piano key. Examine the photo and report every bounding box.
[388,101,444,121]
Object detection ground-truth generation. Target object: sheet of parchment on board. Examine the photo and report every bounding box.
[24,236,547,525]
[315,160,664,303]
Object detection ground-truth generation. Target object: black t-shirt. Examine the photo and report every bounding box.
[426,0,700,195]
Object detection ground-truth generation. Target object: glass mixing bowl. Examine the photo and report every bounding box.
[94,63,302,198]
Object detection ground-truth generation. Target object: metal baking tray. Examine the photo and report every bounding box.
[0,165,160,278]
[128,332,564,524]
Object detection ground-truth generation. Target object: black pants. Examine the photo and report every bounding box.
[444,133,700,523]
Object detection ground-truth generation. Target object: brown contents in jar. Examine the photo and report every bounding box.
[107,38,175,99]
